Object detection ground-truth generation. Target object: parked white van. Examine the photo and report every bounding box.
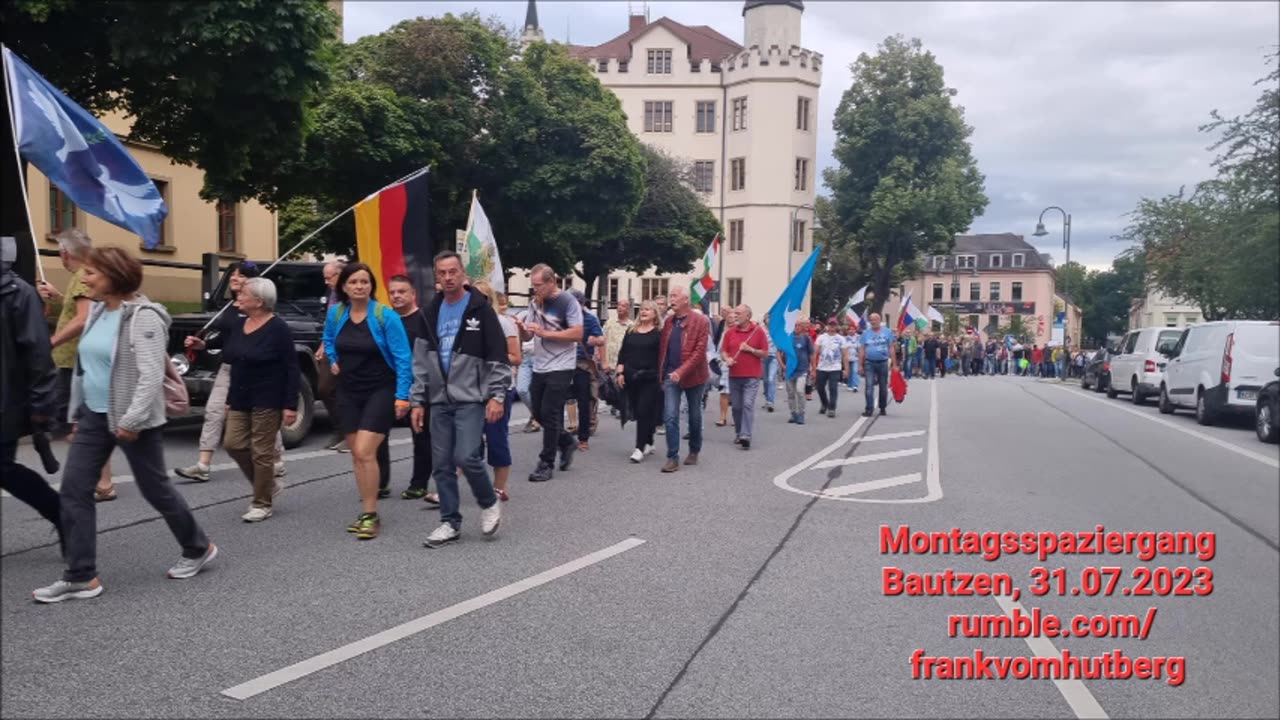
[1159,321,1280,425]
[1107,326,1185,405]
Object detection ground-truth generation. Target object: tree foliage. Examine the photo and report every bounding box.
[825,35,988,314]
[1,0,339,203]
[576,145,718,303]
[1118,51,1279,321]
[810,195,866,318]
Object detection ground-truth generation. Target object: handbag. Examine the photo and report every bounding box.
[163,358,191,418]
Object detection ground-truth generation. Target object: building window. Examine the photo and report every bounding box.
[969,282,981,301]
[988,314,999,333]
[968,314,980,331]
[791,220,806,252]
[727,278,743,307]
[1011,253,1025,268]
[643,101,673,133]
[731,96,748,131]
[989,282,1001,302]
[796,97,811,131]
[618,60,629,73]
[690,61,701,73]
[151,179,169,247]
[990,254,1003,268]
[598,60,608,73]
[49,186,77,233]
[932,283,944,301]
[696,101,716,133]
[956,255,976,269]
[216,200,237,253]
[1165,314,1178,327]
[647,49,672,74]
[693,161,715,193]
[1185,315,1197,326]
[557,276,574,290]
[728,219,744,252]
[641,277,669,301]
[950,282,960,301]
[608,278,619,304]
[730,158,745,191]
[794,158,808,191]
[1012,281,1023,301]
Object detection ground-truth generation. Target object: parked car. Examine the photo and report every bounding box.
[1106,327,1185,404]
[1256,369,1279,443]
[1081,348,1114,393]
[1159,321,1280,425]
[167,261,330,448]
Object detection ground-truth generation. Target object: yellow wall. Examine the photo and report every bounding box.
[26,110,277,302]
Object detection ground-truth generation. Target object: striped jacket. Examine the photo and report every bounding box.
[69,296,171,432]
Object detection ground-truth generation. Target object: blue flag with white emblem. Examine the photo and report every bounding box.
[4,47,167,248]
[767,246,822,379]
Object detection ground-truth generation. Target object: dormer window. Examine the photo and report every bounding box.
[956,255,976,269]
[598,60,608,73]
[1012,253,1025,268]
[990,254,1003,268]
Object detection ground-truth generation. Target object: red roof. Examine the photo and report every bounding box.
[568,16,742,63]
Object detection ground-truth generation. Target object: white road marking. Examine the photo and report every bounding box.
[221,537,645,701]
[993,595,1109,719]
[823,473,920,497]
[773,380,942,504]
[850,430,925,445]
[1045,384,1279,469]
[812,448,922,469]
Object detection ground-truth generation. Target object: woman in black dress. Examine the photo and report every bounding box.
[616,300,663,464]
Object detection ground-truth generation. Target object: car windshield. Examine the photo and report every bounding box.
[221,265,327,306]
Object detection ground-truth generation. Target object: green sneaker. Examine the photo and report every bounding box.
[401,487,427,500]
[346,514,363,533]
[377,488,391,499]
[354,513,380,540]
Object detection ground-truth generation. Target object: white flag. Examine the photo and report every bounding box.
[849,285,868,307]
[926,305,945,324]
[464,192,504,292]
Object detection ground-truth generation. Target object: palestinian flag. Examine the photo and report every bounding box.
[690,235,720,305]
[355,168,432,305]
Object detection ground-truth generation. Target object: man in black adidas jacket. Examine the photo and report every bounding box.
[410,251,510,548]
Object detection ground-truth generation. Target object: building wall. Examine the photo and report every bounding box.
[901,268,1062,346]
[508,11,821,318]
[1128,287,1204,330]
[27,110,277,302]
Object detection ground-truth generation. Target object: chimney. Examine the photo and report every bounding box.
[629,14,646,32]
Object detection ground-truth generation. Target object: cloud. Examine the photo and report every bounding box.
[343,1,1278,268]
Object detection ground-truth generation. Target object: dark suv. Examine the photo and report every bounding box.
[167,261,329,448]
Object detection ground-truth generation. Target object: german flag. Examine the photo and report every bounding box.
[354,169,432,305]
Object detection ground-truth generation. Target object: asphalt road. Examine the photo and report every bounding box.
[3,374,1277,719]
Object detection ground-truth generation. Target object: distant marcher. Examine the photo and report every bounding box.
[518,265,583,483]
[387,275,436,504]
[473,281,521,502]
[568,288,604,451]
[36,247,217,603]
[783,320,815,425]
[812,318,849,418]
[316,259,348,451]
[616,300,663,462]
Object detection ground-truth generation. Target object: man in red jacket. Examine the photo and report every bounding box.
[658,285,710,473]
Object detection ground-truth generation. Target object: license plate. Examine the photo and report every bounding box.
[1238,390,1257,401]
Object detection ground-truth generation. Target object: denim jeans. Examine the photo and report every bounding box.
[864,360,889,412]
[761,355,779,405]
[923,358,935,378]
[407,414,433,492]
[728,377,759,440]
[816,370,842,411]
[429,402,497,529]
[61,408,209,582]
[516,356,534,411]
[663,380,705,459]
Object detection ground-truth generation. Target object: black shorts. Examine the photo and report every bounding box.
[335,385,395,436]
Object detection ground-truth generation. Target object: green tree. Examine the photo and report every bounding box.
[825,35,988,314]
[1119,51,1279,320]
[1,0,339,202]
[576,145,718,304]
[997,314,1035,344]
[942,310,961,337]
[1079,251,1145,346]
[811,195,865,318]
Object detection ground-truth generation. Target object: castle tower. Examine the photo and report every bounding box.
[520,0,545,48]
[743,0,803,52]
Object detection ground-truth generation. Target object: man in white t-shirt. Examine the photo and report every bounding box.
[811,317,850,418]
[516,264,584,482]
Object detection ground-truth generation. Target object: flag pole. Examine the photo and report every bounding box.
[199,165,430,332]
[2,45,46,284]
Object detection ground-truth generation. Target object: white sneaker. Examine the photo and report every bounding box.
[424,522,460,548]
[643,444,655,456]
[274,462,286,478]
[480,502,501,536]
[629,448,644,463]
[242,507,272,522]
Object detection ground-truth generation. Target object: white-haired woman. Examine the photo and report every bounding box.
[187,278,299,521]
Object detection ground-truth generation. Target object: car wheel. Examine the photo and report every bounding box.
[1081,375,1091,390]
[1106,380,1119,399]
[1257,398,1279,444]
[1130,378,1145,405]
[1195,389,1216,426]
[1158,384,1175,415]
[280,375,315,449]
[1094,375,1107,394]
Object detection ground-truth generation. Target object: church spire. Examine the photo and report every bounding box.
[521,0,545,48]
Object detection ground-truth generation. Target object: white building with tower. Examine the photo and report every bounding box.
[507,0,822,317]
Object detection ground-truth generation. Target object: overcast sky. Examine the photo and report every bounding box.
[344,1,1278,270]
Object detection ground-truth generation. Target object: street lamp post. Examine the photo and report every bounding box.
[1034,206,1071,376]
